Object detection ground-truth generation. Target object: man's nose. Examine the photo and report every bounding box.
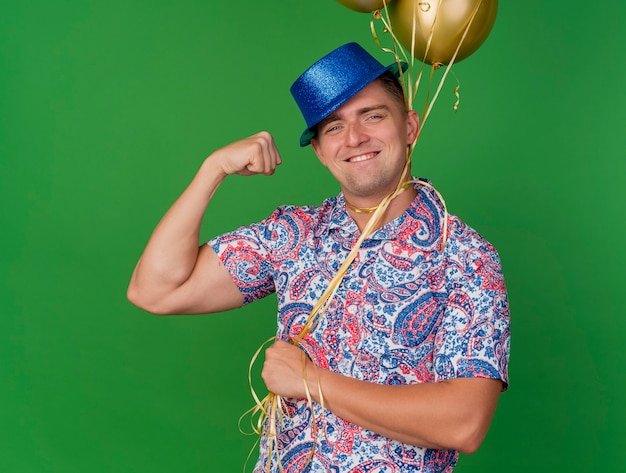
[345,121,369,147]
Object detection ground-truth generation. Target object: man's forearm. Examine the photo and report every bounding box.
[263,340,502,454]
[310,367,501,453]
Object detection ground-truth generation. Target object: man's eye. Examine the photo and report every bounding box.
[324,124,342,134]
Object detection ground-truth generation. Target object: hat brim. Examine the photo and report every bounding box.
[299,60,408,147]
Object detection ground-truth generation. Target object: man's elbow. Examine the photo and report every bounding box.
[452,415,495,454]
[455,428,487,455]
[447,378,502,454]
[126,284,175,316]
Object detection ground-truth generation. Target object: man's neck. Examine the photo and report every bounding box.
[347,186,417,233]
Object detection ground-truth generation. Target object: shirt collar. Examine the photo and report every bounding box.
[324,179,446,251]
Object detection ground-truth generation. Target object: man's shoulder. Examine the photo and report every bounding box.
[444,213,501,264]
[266,195,341,225]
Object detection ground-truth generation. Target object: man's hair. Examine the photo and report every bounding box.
[376,70,408,113]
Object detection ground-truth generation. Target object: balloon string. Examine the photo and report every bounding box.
[418,0,483,130]
[241,1,484,469]
[374,0,484,126]
[371,3,426,109]
[241,172,449,473]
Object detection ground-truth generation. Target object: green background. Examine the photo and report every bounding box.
[2,1,624,471]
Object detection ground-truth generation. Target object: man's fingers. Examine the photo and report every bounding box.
[244,131,282,176]
[210,131,282,177]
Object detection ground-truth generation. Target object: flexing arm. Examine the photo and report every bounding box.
[127,131,282,315]
[262,340,502,454]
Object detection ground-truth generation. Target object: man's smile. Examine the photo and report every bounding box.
[347,151,379,163]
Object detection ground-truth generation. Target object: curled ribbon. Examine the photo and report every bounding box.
[241,1,489,470]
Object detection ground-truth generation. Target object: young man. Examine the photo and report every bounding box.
[128,43,510,472]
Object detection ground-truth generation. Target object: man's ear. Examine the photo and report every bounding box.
[406,110,420,144]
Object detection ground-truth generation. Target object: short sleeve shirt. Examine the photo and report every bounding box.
[209,182,510,473]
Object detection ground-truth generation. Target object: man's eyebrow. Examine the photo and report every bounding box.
[318,112,341,129]
[358,104,390,114]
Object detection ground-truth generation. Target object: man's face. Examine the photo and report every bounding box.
[311,80,419,204]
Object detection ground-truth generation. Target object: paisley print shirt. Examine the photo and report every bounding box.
[208,181,510,473]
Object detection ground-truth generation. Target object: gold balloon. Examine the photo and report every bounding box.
[387,0,498,65]
[336,0,394,13]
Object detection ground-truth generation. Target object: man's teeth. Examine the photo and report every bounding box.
[349,153,375,163]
